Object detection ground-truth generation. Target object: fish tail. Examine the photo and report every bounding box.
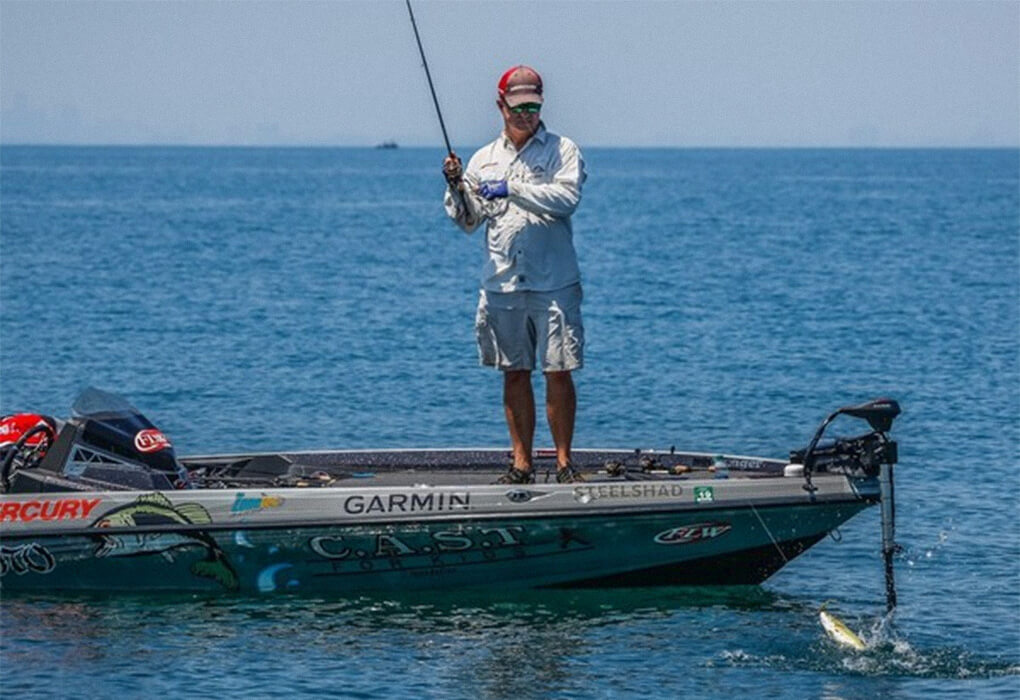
[191,549,240,591]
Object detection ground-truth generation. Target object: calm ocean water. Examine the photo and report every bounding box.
[1,146,1017,698]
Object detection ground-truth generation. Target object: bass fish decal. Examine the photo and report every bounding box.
[91,493,239,591]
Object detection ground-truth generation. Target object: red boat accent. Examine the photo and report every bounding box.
[0,497,102,522]
[0,414,55,448]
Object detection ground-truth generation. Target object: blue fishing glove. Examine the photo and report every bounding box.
[478,180,509,200]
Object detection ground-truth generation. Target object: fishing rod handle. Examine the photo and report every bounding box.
[454,184,475,226]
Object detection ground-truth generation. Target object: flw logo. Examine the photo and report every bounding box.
[654,522,732,545]
[134,429,171,453]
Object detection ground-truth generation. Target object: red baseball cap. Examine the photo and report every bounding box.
[498,65,543,107]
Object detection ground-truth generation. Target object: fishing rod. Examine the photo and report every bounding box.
[405,0,473,223]
[405,0,452,153]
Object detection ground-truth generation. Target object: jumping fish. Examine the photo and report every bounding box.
[819,604,868,651]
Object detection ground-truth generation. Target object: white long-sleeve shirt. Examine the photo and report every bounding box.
[444,124,586,292]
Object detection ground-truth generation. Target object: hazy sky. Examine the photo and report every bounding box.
[1,0,1017,147]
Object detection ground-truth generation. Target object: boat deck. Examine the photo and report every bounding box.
[180,447,790,489]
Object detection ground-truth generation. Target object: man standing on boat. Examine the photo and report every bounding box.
[443,65,587,485]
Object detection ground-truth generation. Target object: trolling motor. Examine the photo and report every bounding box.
[793,398,901,613]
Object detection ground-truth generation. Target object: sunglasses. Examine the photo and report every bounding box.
[508,103,541,114]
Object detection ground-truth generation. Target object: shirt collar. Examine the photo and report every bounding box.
[501,122,547,152]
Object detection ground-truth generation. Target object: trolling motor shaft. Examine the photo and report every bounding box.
[879,461,897,612]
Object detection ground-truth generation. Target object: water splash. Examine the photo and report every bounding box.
[902,517,955,568]
[861,606,897,647]
[835,638,1019,679]
[719,606,1018,680]
[721,642,1017,679]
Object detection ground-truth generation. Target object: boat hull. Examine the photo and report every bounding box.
[0,495,870,593]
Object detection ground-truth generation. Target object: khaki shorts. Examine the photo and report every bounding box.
[475,285,584,372]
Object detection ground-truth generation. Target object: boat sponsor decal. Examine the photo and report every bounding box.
[693,486,715,504]
[230,492,285,514]
[134,428,171,453]
[89,493,239,590]
[0,497,102,523]
[307,525,591,576]
[572,483,684,503]
[504,489,551,503]
[654,522,732,545]
[0,543,56,576]
[341,491,470,515]
[726,458,769,471]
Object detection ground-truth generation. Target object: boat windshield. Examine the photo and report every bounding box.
[72,387,142,418]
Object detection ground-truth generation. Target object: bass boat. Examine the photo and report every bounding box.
[0,388,900,596]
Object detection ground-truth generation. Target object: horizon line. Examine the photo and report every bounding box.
[2,142,1018,151]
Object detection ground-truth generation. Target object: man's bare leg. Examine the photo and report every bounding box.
[545,371,576,468]
[504,370,535,471]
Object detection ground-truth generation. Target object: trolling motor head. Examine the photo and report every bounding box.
[841,398,901,433]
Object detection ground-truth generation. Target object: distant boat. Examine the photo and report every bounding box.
[375,141,398,149]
